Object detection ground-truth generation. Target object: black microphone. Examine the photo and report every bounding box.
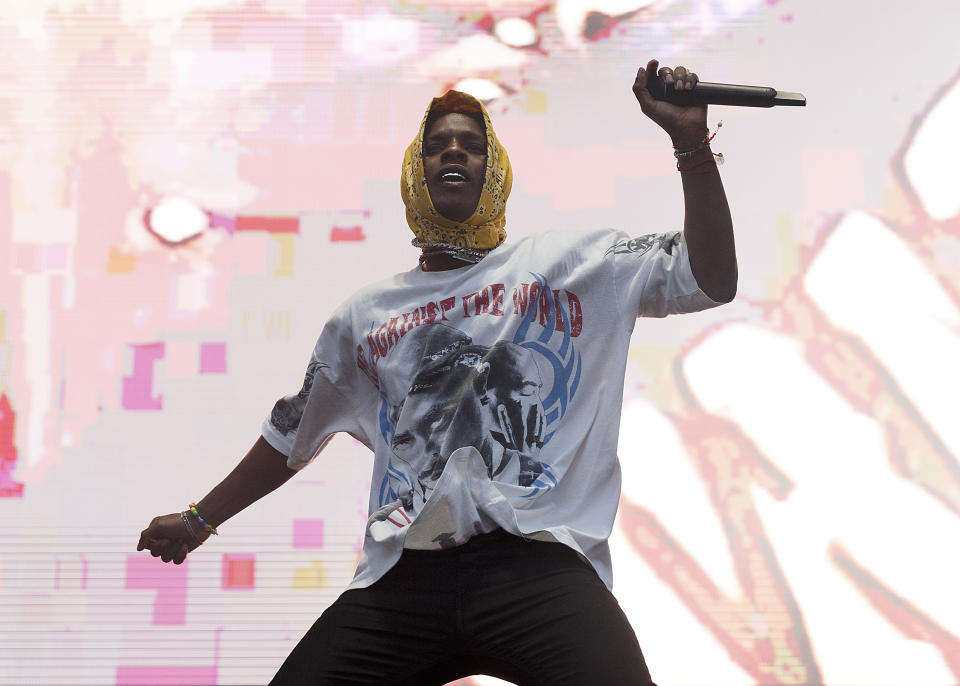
[646,74,806,107]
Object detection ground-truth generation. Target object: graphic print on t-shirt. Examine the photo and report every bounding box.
[363,273,582,513]
[269,360,323,436]
[604,231,681,258]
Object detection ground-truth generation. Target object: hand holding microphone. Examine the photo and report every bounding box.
[632,59,805,152]
[645,68,806,108]
[633,59,710,150]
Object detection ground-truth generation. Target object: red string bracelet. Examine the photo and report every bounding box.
[674,121,724,167]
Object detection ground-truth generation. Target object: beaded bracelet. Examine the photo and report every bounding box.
[188,502,219,536]
[673,140,708,158]
[674,121,724,165]
[180,511,203,545]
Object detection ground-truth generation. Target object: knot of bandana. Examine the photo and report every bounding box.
[401,90,513,251]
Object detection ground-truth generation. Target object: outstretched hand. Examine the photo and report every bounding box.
[632,58,709,149]
[137,512,209,564]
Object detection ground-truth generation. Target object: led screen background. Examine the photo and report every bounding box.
[1,1,959,684]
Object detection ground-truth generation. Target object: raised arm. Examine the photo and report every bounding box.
[136,436,296,564]
[632,58,737,303]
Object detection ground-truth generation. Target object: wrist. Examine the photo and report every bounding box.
[676,145,715,168]
[180,511,207,545]
[194,497,226,528]
[188,502,220,536]
[670,127,709,152]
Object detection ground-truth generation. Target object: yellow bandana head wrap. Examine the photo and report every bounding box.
[401,90,513,250]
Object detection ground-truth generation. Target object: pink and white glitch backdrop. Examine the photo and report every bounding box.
[1,1,959,684]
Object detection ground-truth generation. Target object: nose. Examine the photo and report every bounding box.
[440,138,468,163]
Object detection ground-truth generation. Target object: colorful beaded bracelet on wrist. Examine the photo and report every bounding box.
[188,502,219,535]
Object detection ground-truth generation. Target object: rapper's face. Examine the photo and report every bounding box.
[389,342,545,488]
[423,112,487,223]
[390,361,484,471]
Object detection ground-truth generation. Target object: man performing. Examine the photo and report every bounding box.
[137,58,737,685]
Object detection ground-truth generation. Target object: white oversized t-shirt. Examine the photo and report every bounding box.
[261,228,721,590]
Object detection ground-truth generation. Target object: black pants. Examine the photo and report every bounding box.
[270,529,655,685]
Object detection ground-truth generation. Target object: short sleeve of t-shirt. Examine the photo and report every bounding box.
[261,304,372,470]
[608,229,721,323]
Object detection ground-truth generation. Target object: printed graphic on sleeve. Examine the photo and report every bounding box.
[372,274,581,512]
[605,232,681,258]
[269,360,323,436]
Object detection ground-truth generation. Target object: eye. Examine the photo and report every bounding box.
[422,406,449,434]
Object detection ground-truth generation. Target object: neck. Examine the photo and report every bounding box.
[419,247,474,272]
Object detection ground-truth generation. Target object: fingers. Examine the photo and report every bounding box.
[644,58,659,80]
[658,64,698,90]
[633,59,659,106]
[634,59,660,87]
[138,527,167,558]
[634,58,701,114]
[138,513,199,564]
[155,539,183,564]
[138,536,185,564]
[172,542,190,565]
[138,534,158,552]
[137,525,155,551]
[658,65,673,88]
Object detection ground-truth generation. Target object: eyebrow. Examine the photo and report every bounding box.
[392,431,413,448]
[425,131,484,143]
[420,404,447,428]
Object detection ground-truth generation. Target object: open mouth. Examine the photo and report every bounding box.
[438,167,470,187]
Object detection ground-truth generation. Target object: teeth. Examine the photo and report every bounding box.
[442,172,466,181]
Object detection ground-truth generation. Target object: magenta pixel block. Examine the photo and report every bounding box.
[121,343,165,410]
[124,554,187,625]
[116,665,216,685]
[116,629,223,685]
[208,212,237,234]
[0,394,24,498]
[292,519,324,549]
[199,342,227,374]
[221,553,255,589]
